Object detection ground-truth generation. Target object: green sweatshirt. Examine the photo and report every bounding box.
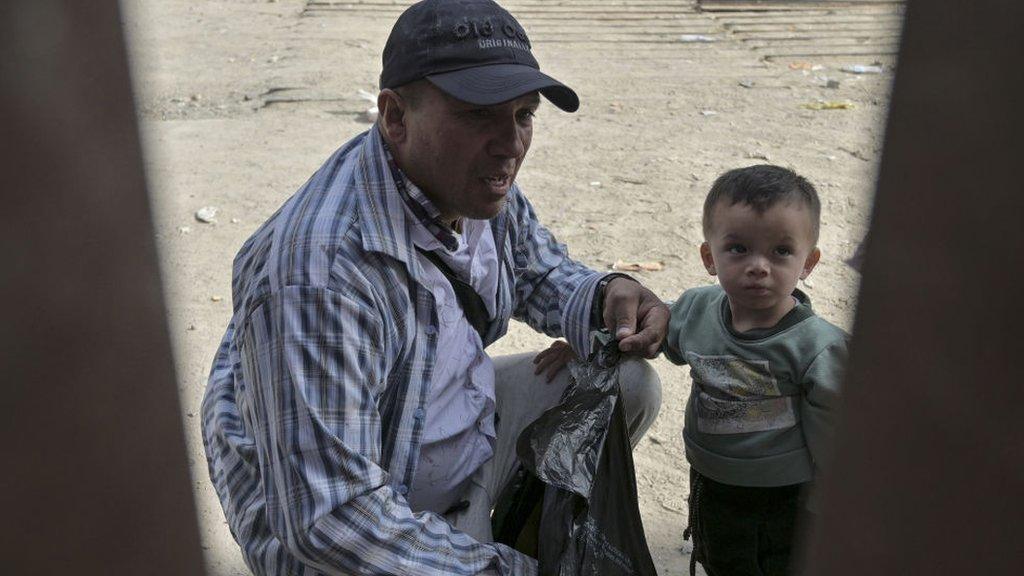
[664,285,848,500]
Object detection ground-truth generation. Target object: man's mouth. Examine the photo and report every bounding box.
[482,174,512,192]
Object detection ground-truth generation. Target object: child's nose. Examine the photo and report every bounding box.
[747,257,769,276]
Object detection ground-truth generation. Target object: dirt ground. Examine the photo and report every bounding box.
[121,0,898,573]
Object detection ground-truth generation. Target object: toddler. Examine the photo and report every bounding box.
[667,165,848,576]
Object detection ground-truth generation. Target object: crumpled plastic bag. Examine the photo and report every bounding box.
[516,333,658,576]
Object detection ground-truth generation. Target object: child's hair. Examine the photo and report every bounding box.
[702,164,821,242]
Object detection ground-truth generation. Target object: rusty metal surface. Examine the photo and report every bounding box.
[0,1,206,574]
[803,0,1024,574]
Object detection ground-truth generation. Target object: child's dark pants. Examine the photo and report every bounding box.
[690,470,806,576]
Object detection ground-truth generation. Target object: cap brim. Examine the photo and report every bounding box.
[426,63,579,113]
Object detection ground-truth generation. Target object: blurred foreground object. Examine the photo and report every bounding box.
[1,2,206,574]
[803,0,1024,574]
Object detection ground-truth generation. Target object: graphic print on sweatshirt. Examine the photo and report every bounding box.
[685,352,797,435]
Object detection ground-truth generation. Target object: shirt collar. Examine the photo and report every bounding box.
[379,137,460,252]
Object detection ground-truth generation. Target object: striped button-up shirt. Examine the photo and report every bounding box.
[201,126,604,575]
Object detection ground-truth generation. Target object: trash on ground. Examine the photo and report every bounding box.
[803,100,854,110]
[789,61,823,71]
[841,64,883,75]
[195,206,218,223]
[210,295,223,302]
[612,260,665,272]
[360,107,378,123]
[357,89,379,123]
[826,79,841,89]
[838,146,871,161]
[178,226,192,234]
[746,151,771,161]
[700,110,718,116]
[589,181,602,187]
[678,34,717,43]
[738,80,755,89]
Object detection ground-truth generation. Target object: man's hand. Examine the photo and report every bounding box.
[533,340,578,382]
[603,278,669,358]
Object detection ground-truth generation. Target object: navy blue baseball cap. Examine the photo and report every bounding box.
[380,0,579,112]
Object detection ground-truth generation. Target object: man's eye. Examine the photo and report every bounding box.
[518,109,537,122]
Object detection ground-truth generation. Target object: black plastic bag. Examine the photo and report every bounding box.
[515,334,659,576]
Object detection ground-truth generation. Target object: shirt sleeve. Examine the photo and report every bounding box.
[800,338,849,513]
[505,187,604,358]
[660,292,692,365]
[236,285,535,575]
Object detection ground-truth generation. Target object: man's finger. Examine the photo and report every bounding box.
[602,277,641,338]
[617,299,670,356]
[606,307,638,340]
[618,329,658,355]
[544,364,561,383]
[533,355,552,374]
[644,338,662,358]
[615,320,636,340]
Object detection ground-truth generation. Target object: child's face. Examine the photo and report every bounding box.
[701,200,821,323]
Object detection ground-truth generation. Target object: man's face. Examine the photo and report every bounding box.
[700,200,820,323]
[396,84,539,223]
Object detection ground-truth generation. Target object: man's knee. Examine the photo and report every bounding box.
[617,358,662,444]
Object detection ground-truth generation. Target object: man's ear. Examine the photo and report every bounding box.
[377,89,407,144]
[800,247,822,279]
[700,242,717,276]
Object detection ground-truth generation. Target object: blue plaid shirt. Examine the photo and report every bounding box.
[201,126,605,575]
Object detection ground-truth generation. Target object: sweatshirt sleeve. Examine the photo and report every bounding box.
[661,291,694,365]
[800,337,849,513]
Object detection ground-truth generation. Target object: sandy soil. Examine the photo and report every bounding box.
[121,1,896,573]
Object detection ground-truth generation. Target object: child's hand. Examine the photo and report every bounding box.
[533,340,578,383]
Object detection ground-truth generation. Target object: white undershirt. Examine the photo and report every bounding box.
[405,212,500,515]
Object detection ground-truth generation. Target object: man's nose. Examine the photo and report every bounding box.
[488,119,527,159]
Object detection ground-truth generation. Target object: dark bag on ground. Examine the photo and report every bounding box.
[494,335,658,576]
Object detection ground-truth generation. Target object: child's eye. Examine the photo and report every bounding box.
[774,246,793,256]
[726,244,747,254]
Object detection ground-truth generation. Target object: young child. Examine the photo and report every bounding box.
[668,164,848,576]
[532,164,848,575]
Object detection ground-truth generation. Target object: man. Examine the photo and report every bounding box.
[201,1,668,574]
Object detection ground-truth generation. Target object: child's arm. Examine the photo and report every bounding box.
[800,339,850,512]
[661,297,689,366]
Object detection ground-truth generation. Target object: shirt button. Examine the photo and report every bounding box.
[413,408,425,420]
[397,484,408,495]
